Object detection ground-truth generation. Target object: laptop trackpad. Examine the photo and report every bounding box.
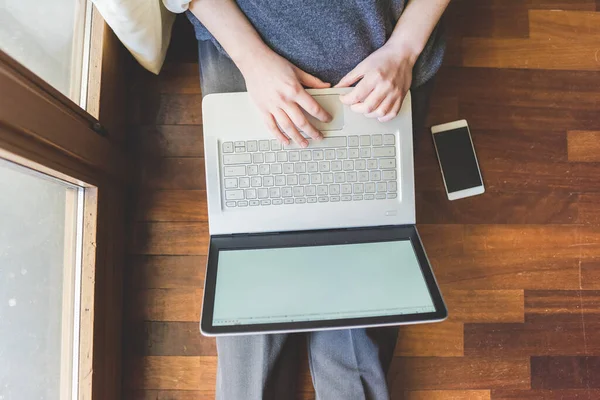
[305,94,344,131]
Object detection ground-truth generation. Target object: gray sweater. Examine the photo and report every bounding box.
[186,0,445,88]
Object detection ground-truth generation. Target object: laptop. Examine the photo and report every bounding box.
[200,88,447,336]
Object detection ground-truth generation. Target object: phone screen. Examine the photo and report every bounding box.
[433,126,482,193]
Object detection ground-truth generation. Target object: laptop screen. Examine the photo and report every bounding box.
[212,240,436,326]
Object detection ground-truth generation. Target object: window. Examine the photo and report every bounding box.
[0,158,83,400]
[0,1,126,399]
[0,0,93,106]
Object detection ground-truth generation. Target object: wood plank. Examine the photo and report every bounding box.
[131,222,209,255]
[130,356,217,391]
[395,322,464,357]
[134,125,204,158]
[579,225,600,258]
[133,288,202,322]
[461,101,599,133]
[481,159,600,193]
[462,38,600,71]
[579,194,600,225]
[388,357,530,391]
[142,322,216,356]
[464,314,586,357]
[443,290,524,323]
[432,253,580,290]
[417,191,578,224]
[525,290,600,315]
[416,225,465,257]
[568,130,600,162]
[446,0,529,38]
[404,390,491,400]
[526,0,597,11]
[492,389,600,399]
[134,190,208,222]
[529,10,600,39]
[128,390,214,400]
[157,63,201,94]
[425,95,459,127]
[129,256,206,289]
[139,158,206,190]
[435,68,600,112]
[462,225,580,255]
[156,94,203,125]
[531,356,600,389]
[581,261,600,289]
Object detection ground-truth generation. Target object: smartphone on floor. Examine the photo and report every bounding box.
[431,119,485,201]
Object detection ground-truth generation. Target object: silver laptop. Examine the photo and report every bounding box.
[200,88,447,336]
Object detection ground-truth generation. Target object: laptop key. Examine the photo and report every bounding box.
[222,142,234,153]
[383,134,395,145]
[307,197,318,203]
[249,200,260,206]
[224,178,238,189]
[225,190,244,200]
[259,140,270,151]
[225,201,236,207]
[224,166,246,177]
[379,158,396,169]
[261,199,272,206]
[373,147,395,157]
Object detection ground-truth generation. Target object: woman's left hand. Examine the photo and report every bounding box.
[335,43,417,122]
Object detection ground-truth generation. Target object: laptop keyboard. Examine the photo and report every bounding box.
[220,134,399,208]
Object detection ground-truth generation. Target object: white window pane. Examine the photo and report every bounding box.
[0,0,90,104]
[0,158,81,400]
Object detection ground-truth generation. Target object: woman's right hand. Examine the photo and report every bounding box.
[238,49,333,148]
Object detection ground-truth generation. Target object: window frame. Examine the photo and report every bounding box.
[0,6,128,399]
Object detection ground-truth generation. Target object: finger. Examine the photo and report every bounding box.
[339,77,374,105]
[263,113,290,145]
[296,69,331,89]
[284,103,323,140]
[378,97,403,123]
[273,108,308,148]
[334,64,364,88]
[350,86,387,115]
[365,94,395,119]
[296,90,332,122]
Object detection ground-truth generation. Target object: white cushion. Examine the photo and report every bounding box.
[91,0,176,74]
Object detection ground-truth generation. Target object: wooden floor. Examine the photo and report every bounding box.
[125,2,600,399]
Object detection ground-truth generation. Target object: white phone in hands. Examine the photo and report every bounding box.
[431,120,485,201]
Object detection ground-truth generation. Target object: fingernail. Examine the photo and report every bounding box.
[301,140,308,148]
[325,114,333,122]
[315,134,323,141]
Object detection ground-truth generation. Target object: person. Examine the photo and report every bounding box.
[163,1,451,398]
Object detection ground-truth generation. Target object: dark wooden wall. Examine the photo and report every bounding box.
[125,2,600,399]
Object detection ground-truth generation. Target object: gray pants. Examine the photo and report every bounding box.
[198,40,434,400]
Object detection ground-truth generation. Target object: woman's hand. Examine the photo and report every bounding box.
[335,43,417,122]
[239,49,333,148]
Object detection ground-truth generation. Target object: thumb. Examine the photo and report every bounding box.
[296,69,331,88]
[334,63,364,88]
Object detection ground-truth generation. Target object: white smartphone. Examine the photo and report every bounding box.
[431,120,485,201]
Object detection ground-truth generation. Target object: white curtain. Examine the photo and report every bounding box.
[91,0,176,74]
